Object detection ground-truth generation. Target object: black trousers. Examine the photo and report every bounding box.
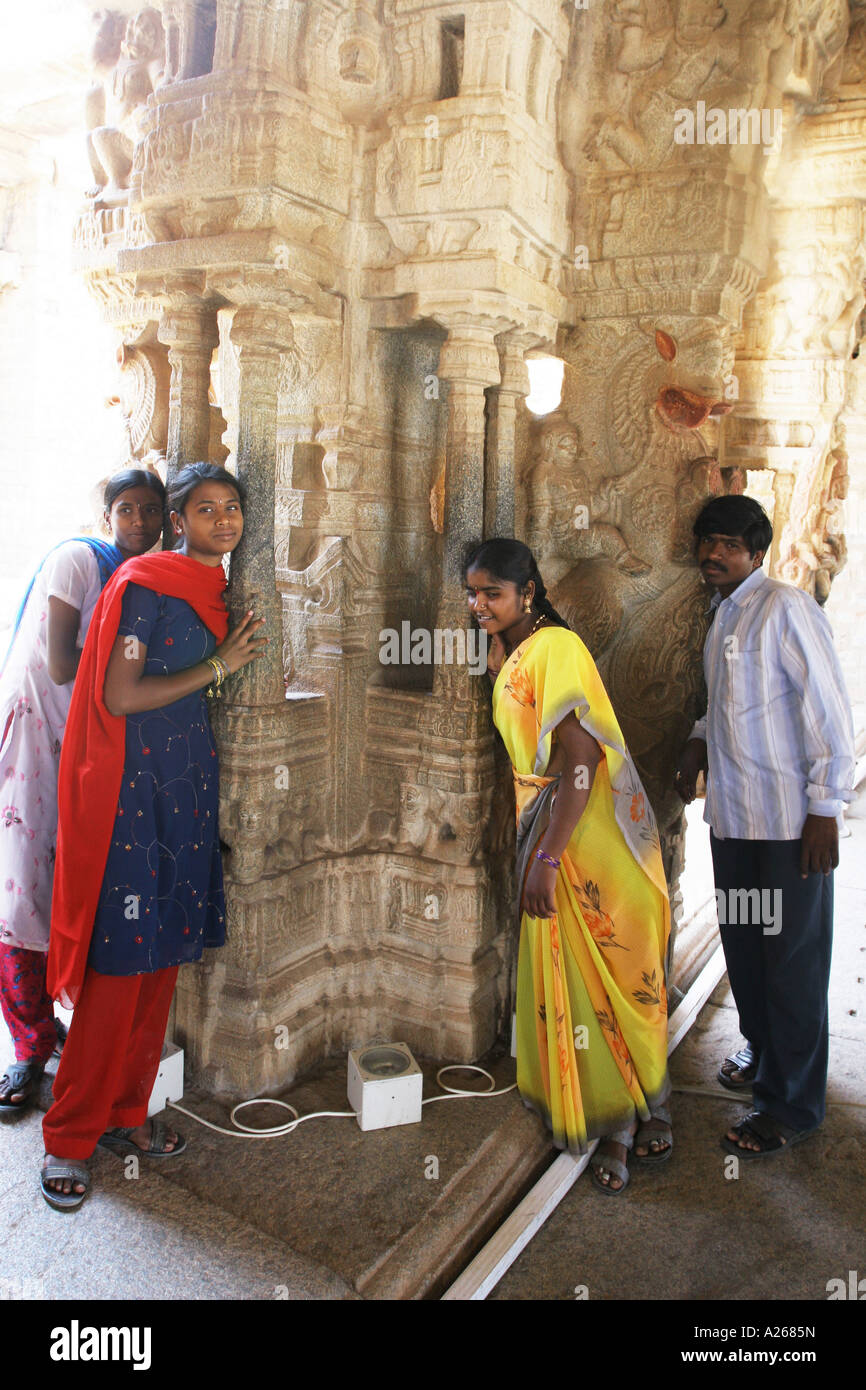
[710,832,833,1131]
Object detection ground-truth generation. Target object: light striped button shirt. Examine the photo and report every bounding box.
[689,567,855,840]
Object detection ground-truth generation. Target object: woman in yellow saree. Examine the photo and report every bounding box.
[464,539,672,1193]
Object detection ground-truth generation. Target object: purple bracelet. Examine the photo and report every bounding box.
[535,848,561,869]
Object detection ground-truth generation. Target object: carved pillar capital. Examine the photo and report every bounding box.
[158,303,220,355]
[497,333,533,399]
[228,303,296,356]
[436,323,502,391]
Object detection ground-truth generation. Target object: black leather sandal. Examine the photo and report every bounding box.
[40,1158,90,1211]
[97,1118,187,1158]
[718,1044,757,1090]
[0,1060,44,1112]
[721,1110,818,1161]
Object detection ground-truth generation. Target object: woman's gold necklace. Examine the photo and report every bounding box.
[505,610,547,656]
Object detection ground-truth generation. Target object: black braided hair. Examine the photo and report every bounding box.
[462,538,571,629]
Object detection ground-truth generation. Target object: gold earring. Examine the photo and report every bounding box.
[524,595,532,612]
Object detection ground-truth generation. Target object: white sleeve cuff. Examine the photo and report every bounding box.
[806,798,846,818]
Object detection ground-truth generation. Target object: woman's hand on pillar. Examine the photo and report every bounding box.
[215,611,268,674]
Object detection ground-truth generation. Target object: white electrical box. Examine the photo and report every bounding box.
[347,1042,423,1131]
[147,1041,184,1117]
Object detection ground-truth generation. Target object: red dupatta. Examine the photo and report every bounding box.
[48,552,229,1007]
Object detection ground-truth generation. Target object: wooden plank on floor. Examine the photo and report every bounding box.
[666,944,727,1056]
[440,1146,597,1302]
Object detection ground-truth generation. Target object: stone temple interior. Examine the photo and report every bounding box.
[2,0,865,1099]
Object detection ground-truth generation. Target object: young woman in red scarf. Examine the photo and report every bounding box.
[41,463,266,1209]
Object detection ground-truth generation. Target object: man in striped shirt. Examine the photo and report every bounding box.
[675,494,855,1158]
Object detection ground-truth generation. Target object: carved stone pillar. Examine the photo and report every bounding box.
[158,304,219,481]
[485,332,532,539]
[159,0,217,84]
[225,303,294,707]
[437,322,501,586]
[417,320,502,748]
[394,318,507,1072]
[212,0,276,73]
[728,194,864,601]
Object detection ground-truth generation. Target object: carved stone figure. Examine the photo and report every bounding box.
[106,342,170,459]
[767,245,866,357]
[780,443,849,604]
[653,330,733,434]
[86,7,165,208]
[523,413,649,575]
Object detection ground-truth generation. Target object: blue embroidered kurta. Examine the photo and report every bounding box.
[88,584,226,975]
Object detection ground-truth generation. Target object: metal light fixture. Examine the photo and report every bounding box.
[347,1041,423,1131]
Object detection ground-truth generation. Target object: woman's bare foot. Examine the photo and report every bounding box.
[121,1119,181,1153]
[634,1116,672,1158]
[42,1153,88,1196]
[590,1139,630,1191]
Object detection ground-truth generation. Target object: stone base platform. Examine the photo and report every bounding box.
[1,1044,553,1301]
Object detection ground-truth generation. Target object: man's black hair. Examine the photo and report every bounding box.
[692,495,772,558]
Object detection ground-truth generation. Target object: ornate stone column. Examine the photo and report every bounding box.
[212,0,298,75]
[158,301,219,481]
[436,320,501,586]
[485,332,532,539]
[416,317,503,753]
[174,298,314,1094]
[224,302,295,708]
[727,171,865,607]
[403,316,508,1064]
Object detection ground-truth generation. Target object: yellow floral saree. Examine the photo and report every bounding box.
[493,625,671,1155]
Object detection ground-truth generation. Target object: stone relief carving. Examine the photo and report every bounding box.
[779,431,849,603]
[86,7,165,208]
[587,0,760,172]
[392,782,487,866]
[108,341,170,458]
[538,315,741,838]
[653,329,733,433]
[764,244,866,357]
[522,412,649,578]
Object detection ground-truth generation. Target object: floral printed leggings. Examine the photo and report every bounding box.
[0,943,57,1065]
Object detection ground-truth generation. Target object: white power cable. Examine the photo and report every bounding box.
[425,1064,517,1103]
[168,1064,516,1140]
[168,1074,865,1142]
